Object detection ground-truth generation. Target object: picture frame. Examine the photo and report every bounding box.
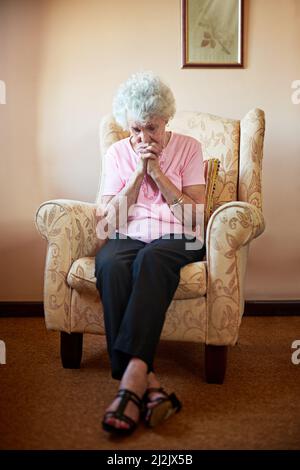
[182,0,244,68]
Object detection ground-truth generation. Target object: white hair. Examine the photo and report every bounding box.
[112,71,176,130]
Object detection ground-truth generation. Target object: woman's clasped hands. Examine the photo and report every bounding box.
[135,141,163,179]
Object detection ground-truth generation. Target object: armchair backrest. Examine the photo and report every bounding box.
[168,111,239,211]
[96,108,265,213]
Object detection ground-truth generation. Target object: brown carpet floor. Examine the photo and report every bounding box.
[0,316,300,450]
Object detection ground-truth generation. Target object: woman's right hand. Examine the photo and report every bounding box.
[135,143,149,176]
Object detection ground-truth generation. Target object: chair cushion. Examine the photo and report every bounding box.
[67,256,207,300]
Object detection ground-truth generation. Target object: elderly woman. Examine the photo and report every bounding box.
[95,71,206,435]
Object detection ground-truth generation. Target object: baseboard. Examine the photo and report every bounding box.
[0,301,44,317]
[244,300,300,316]
[0,300,299,317]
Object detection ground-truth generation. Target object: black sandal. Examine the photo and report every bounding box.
[143,387,182,428]
[102,388,143,436]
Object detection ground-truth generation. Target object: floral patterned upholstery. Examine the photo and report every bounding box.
[35,108,265,346]
[169,111,240,211]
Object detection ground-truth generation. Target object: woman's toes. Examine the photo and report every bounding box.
[147,401,157,409]
[106,417,116,426]
[120,421,129,429]
[105,416,130,430]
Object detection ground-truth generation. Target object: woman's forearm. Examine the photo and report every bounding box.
[103,170,144,230]
[151,171,203,229]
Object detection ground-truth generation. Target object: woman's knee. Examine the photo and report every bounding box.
[95,254,129,279]
[132,246,162,274]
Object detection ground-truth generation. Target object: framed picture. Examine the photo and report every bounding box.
[182,0,244,68]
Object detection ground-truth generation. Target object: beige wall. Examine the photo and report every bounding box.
[0,0,299,301]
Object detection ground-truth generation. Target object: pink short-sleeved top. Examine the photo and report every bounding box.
[101,132,205,243]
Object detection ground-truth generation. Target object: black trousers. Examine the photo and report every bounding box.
[94,233,206,380]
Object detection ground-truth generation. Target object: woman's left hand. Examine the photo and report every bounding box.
[147,160,160,179]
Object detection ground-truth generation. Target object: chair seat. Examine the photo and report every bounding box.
[67,256,207,300]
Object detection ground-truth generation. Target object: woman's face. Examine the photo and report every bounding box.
[128,116,167,148]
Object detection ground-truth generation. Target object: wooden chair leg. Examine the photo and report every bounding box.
[204,344,228,384]
[60,332,83,369]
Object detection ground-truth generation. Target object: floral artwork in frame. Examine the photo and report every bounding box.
[182,0,244,68]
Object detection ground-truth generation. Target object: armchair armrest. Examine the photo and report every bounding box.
[205,201,265,345]
[35,199,98,257]
[35,199,98,332]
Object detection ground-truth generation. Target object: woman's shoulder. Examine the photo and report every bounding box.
[106,136,131,155]
[171,132,201,149]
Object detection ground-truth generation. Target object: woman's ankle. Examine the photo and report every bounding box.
[126,357,148,374]
[147,372,161,389]
[119,357,148,394]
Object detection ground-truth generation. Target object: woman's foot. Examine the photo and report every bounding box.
[146,372,166,409]
[143,372,182,427]
[103,358,148,432]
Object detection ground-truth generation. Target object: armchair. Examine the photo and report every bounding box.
[35,108,265,383]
